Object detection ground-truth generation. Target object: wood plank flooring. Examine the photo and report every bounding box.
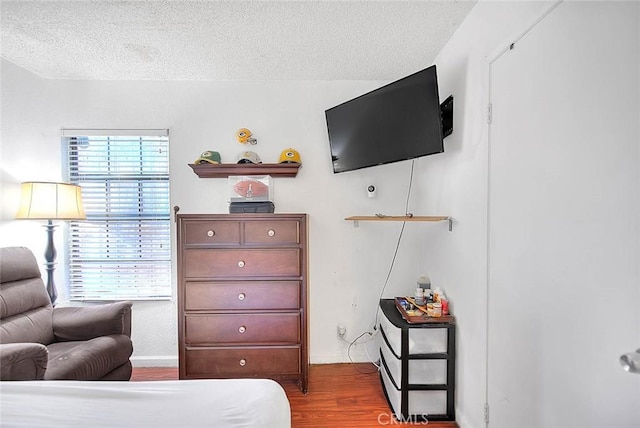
[132,363,458,428]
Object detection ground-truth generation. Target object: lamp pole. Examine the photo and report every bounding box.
[43,219,58,305]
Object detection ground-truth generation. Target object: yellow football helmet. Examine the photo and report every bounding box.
[236,128,257,145]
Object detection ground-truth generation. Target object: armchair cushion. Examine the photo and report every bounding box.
[45,335,134,380]
[0,343,48,381]
[53,301,133,341]
[0,248,55,345]
[1,306,54,345]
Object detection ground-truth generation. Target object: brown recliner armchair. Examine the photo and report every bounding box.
[0,246,133,381]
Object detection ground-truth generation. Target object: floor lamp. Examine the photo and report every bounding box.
[15,181,86,305]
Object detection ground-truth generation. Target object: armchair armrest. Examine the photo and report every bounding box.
[0,343,48,380]
[53,301,132,341]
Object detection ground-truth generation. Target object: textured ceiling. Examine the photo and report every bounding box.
[0,0,476,81]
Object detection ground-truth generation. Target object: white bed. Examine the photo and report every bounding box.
[0,378,291,428]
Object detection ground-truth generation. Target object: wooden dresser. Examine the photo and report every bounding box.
[177,213,308,392]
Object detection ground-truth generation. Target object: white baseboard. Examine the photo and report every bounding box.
[310,352,379,365]
[310,353,347,364]
[130,356,178,368]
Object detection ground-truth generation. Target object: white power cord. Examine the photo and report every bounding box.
[343,160,416,374]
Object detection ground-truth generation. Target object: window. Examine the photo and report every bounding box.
[63,130,171,301]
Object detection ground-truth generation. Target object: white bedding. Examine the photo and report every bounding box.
[0,378,291,428]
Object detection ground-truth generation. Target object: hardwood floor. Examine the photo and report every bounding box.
[131,363,458,428]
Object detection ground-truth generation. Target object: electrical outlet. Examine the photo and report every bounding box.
[337,323,346,338]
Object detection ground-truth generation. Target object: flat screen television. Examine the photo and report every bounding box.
[325,65,450,174]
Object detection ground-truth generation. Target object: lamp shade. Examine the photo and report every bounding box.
[15,182,86,220]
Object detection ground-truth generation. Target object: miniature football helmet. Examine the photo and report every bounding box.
[236,128,257,145]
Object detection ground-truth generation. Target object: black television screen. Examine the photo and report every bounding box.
[325,65,445,174]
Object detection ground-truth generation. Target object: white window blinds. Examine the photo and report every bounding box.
[62,130,171,301]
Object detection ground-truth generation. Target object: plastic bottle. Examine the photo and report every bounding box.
[426,302,434,317]
[433,287,443,303]
[432,302,442,317]
[441,294,449,315]
[414,287,425,306]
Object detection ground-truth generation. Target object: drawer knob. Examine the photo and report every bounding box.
[268,229,276,237]
[238,326,246,334]
[238,293,246,301]
[239,359,247,367]
[207,230,215,237]
[237,260,245,268]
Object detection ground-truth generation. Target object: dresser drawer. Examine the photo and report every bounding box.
[184,281,300,311]
[185,346,300,377]
[185,313,300,345]
[380,338,447,386]
[379,308,448,355]
[381,360,448,417]
[182,220,241,245]
[184,248,300,278]
[244,220,300,245]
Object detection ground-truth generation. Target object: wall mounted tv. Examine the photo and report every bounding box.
[325,65,452,174]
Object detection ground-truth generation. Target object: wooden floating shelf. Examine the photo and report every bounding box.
[345,215,453,231]
[189,163,301,178]
[345,215,449,222]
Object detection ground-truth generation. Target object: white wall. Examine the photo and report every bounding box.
[411,1,559,426]
[0,59,428,366]
[418,1,640,427]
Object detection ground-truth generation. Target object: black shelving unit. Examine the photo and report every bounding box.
[378,298,456,422]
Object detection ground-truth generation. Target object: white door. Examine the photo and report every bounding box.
[488,2,640,427]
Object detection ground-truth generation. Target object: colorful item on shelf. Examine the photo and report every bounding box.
[194,150,221,164]
[236,128,257,145]
[236,151,262,164]
[278,148,301,164]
